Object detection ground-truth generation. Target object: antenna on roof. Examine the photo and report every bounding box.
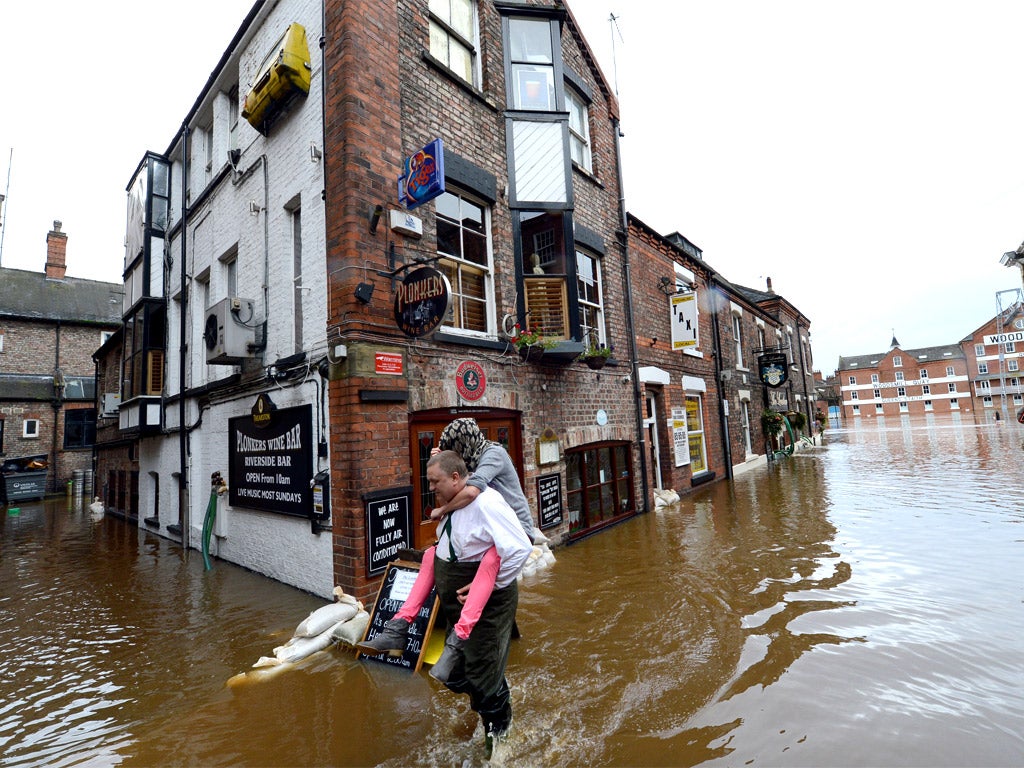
[0,148,11,267]
[609,13,624,96]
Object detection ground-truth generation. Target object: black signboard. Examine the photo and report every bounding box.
[758,352,789,388]
[394,266,452,338]
[228,402,313,517]
[358,560,440,673]
[365,486,414,577]
[536,473,563,530]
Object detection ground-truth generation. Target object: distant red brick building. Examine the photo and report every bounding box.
[960,304,1024,423]
[837,335,971,421]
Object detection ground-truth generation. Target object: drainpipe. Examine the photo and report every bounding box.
[709,281,733,479]
[50,321,62,493]
[262,156,270,346]
[91,350,100,502]
[613,118,649,512]
[179,123,190,551]
[319,0,327,206]
[798,327,813,430]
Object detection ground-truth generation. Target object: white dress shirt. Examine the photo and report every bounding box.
[436,486,532,588]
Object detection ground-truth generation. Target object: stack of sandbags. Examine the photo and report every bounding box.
[519,529,556,579]
[250,587,368,669]
[653,488,680,509]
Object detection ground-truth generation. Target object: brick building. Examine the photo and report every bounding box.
[322,0,638,600]
[109,0,823,603]
[0,222,121,495]
[627,219,725,493]
[92,328,139,520]
[733,277,817,435]
[837,336,971,420]
[626,217,820,487]
[960,303,1024,422]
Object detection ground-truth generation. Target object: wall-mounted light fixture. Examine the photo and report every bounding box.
[310,142,323,163]
[368,204,384,234]
[249,200,263,216]
[657,277,677,295]
[354,282,374,304]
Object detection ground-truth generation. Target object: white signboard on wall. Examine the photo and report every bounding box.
[671,292,699,350]
[983,330,1024,345]
[671,407,690,466]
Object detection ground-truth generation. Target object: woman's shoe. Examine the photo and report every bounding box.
[429,632,465,683]
[356,617,410,656]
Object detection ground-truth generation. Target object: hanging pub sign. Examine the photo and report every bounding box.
[768,388,789,411]
[758,352,789,388]
[394,266,451,338]
[229,401,313,518]
[670,292,699,350]
[398,138,445,210]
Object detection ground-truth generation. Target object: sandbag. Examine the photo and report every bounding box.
[273,625,338,664]
[330,610,370,647]
[293,602,358,638]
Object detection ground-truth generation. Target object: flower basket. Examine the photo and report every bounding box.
[518,344,545,363]
[761,409,785,434]
[577,342,613,369]
[511,324,557,362]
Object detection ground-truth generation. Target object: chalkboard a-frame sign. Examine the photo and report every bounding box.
[357,560,441,673]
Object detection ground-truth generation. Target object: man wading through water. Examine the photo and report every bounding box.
[358,418,538,689]
[426,450,531,756]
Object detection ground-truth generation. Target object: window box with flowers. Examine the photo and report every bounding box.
[512,325,557,362]
[578,343,612,370]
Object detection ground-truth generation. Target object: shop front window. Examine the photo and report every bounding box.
[566,441,634,536]
[686,394,707,474]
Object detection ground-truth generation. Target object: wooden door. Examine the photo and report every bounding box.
[409,409,523,550]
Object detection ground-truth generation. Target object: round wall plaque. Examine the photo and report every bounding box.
[456,360,486,401]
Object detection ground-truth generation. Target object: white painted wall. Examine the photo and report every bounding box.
[135,0,334,598]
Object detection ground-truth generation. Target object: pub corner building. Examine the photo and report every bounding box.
[93,0,815,605]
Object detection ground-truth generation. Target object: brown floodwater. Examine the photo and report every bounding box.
[3,417,1024,767]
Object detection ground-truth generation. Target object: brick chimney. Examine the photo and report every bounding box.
[45,220,67,280]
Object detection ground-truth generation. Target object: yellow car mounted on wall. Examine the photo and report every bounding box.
[242,22,312,134]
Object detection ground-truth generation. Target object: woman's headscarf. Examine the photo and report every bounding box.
[438,418,499,472]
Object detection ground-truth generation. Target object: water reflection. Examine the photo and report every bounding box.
[3,419,1024,767]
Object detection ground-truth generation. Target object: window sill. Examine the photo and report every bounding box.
[433,331,510,353]
[572,162,604,188]
[420,52,499,113]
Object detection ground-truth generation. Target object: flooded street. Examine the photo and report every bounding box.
[3,419,1024,767]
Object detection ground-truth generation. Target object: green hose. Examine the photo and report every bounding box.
[773,415,797,459]
[202,486,218,571]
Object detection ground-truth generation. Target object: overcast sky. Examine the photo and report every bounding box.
[3,2,1023,374]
